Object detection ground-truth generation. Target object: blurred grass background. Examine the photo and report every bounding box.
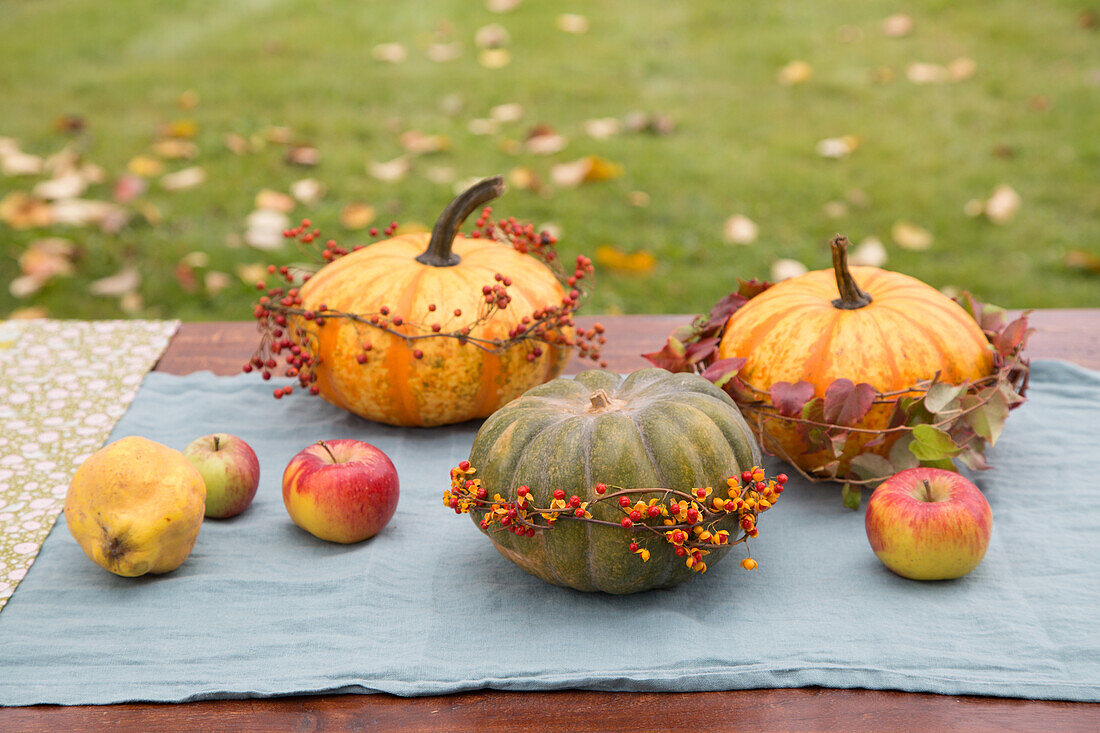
[1,0,1097,321]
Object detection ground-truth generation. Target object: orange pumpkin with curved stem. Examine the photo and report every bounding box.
[717,236,994,474]
[293,177,574,427]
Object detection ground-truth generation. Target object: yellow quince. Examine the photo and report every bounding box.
[64,436,206,577]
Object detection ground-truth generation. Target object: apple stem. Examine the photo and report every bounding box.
[317,440,338,463]
[922,478,934,502]
[213,435,220,451]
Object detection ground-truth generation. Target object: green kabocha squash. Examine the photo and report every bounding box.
[460,368,765,594]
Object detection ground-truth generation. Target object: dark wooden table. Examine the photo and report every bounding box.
[5,311,1100,732]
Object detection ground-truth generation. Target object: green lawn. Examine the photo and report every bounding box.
[1,0,1097,321]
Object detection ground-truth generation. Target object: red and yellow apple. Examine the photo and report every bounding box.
[183,433,261,519]
[282,439,399,543]
[865,467,992,580]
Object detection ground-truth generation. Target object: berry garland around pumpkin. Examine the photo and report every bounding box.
[244,176,608,426]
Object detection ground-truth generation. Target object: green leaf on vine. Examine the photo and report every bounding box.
[841,482,861,510]
[850,453,895,482]
[924,382,964,415]
[889,435,920,471]
[962,387,1010,445]
[909,424,961,461]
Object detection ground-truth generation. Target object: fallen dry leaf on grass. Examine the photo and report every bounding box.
[340,203,376,230]
[50,199,128,230]
[555,14,589,34]
[372,43,408,63]
[159,119,198,139]
[467,118,498,136]
[882,14,914,38]
[174,262,199,293]
[89,267,140,297]
[849,237,888,267]
[948,57,977,81]
[236,262,269,286]
[0,192,53,228]
[778,60,813,85]
[263,126,294,145]
[152,139,198,160]
[550,156,622,187]
[54,115,87,134]
[400,131,450,154]
[255,189,296,213]
[426,42,462,62]
[439,93,465,116]
[723,215,758,244]
[584,118,621,139]
[368,157,410,182]
[475,24,510,48]
[983,184,1022,224]
[486,0,521,12]
[525,126,568,155]
[595,245,655,274]
[816,136,859,158]
[32,172,88,200]
[490,103,524,123]
[822,200,848,219]
[623,112,676,135]
[290,178,325,206]
[10,238,77,297]
[160,166,206,191]
[478,49,511,68]
[907,62,949,84]
[245,209,290,250]
[180,251,210,268]
[7,306,48,319]
[1065,250,1100,274]
[771,259,808,281]
[120,291,143,315]
[128,155,165,177]
[285,146,320,167]
[627,191,650,207]
[178,90,200,110]
[891,221,933,250]
[204,270,232,295]
[0,139,44,176]
[224,133,252,156]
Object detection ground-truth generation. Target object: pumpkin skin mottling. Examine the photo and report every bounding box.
[294,234,572,427]
[717,266,993,474]
[467,369,762,594]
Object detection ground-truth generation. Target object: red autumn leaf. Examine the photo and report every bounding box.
[700,357,745,388]
[642,338,692,373]
[770,380,815,417]
[683,337,719,365]
[697,293,746,337]
[737,278,773,300]
[823,379,876,427]
[993,315,1031,357]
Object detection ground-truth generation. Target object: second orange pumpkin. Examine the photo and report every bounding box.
[717,237,993,474]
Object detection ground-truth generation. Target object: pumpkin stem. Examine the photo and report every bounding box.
[830,235,873,310]
[416,176,506,267]
[588,389,614,411]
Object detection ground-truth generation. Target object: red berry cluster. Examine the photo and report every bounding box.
[443,463,787,573]
[244,209,603,399]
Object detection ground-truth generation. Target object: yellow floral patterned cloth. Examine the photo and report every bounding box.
[0,319,178,612]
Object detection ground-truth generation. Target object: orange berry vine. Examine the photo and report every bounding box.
[444,462,786,573]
